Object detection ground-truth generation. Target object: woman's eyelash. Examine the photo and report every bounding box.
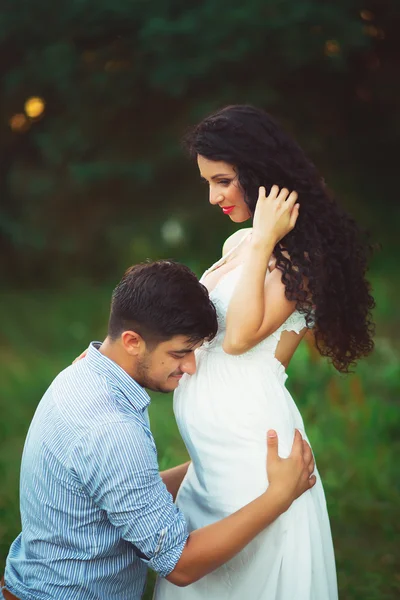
[200,178,231,186]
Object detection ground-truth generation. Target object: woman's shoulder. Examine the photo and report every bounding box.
[222,228,253,256]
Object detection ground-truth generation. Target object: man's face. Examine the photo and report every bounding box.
[136,335,202,393]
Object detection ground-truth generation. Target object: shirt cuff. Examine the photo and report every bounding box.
[147,518,189,578]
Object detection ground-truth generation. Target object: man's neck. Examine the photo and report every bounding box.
[99,337,136,380]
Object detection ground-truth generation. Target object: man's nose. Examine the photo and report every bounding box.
[181,353,197,376]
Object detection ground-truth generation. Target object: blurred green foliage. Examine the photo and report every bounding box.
[0,1,399,598]
[1,0,399,282]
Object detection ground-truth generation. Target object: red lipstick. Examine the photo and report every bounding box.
[222,206,235,215]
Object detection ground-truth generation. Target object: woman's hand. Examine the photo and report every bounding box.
[223,185,299,355]
[252,185,299,249]
[73,348,88,364]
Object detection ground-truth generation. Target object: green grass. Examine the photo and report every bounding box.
[0,275,399,600]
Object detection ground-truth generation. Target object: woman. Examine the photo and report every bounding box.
[154,105,374,599]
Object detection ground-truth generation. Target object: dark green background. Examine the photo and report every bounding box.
[1,1,399,598]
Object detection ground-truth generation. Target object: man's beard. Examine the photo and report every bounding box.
[135,355,174,393]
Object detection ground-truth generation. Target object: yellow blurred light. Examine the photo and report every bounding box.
[360,10,374,21]
[324,40,341,56]
[24,96,45,118]
[9,113,30,132]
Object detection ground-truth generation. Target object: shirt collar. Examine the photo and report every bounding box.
[86,341,151,412]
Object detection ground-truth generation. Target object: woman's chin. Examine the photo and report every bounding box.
[230,213,251,223]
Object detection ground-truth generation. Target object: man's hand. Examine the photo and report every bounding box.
[167,429,316,587]
[266,429,316,512]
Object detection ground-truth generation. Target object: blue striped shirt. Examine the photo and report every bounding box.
[4,342,188,600]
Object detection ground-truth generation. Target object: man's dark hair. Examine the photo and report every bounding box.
[108,260,218,346]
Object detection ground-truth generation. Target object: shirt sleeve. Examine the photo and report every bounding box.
[70,416,188,577]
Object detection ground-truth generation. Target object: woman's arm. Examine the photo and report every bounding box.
[223,186,299,355]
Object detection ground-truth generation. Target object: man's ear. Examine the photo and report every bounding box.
[121,330,146,356]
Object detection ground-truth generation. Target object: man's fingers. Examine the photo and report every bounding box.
[302,439,312,462]
[267,430,279,461]
[308,474,317,489]
[302,439,315,475]
[290,429,304,457]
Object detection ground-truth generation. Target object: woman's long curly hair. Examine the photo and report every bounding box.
[184,105,375,373]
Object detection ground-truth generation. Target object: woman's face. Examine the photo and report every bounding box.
[197,155,252,223]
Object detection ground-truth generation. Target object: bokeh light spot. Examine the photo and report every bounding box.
[9,113,30,133]
[161,219,185,246]
[324,40,341,56]
[24,97,45,118]
[360,10,375,21]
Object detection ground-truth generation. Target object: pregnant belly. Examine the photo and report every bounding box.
[177,449,270,521]
[174,350,306,514]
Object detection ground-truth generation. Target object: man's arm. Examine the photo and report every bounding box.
[160,461,191,501]
[74,420,314,586]
[166,430,316,587]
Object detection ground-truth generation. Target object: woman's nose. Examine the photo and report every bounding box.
[209,190,224,206]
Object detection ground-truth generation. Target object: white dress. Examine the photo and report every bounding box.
[154,243,338,600]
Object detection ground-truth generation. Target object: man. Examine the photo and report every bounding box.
[2,261,316,600]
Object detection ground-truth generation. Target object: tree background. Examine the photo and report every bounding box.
[1,1,399,598]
